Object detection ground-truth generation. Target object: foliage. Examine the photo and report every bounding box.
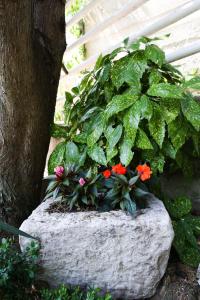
[50,37,200,176]
[41,285,112,300]
[164,196,200,267]
[0,238,39,300]
[45,144,152,215]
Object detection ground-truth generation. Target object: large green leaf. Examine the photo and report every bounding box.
[149,69,162,85]
[136,128,153,149]
[120,138,134,166]
[139,95,153,120]
[160,97,180,124]
[0,220,38,240]
[111,53,146,90]
[106,124,123,149]
[123,103,140,143]
[149,104,165,148]
[48,142,66,174]
[106,147,118,161]
[147,83,183,99]
[168,116,190,151]
[50,123,68,139]
[181,95,200,131]
[65,141,80,165]
[145,44,165,67]
[182,76,200,90]
[164,196,192,219]
[105,94,138,118]
[87,145,107,165]
[87,113,106,146]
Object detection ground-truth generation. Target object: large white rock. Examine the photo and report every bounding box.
[20,195,174,299]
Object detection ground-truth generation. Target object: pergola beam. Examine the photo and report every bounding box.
[66,0,102,29]
[66,0,150,53]
[67,0,200,76]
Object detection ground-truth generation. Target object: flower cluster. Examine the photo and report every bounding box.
[102,163,152,181]
[102,163,127,178]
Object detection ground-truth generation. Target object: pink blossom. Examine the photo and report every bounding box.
[54,166,64,178]
[79,177,86,186]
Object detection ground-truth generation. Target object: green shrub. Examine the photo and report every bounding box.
[45,159,152,215]
[0,238,39,300]
[49,36,200,176]
[164,196,200,267]
[41,285,112,300]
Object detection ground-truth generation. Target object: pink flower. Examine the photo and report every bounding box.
[79,177,86,186]
[54,166,64,178]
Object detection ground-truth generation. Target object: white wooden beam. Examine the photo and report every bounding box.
[66,0,150,53]
[66,0,74,11]
[68,0,200,76]
[66,0,102,29]
[166,41,200,63]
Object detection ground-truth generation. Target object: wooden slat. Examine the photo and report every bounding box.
[66,0,102,29]
[66,0,150,53]
[67,0,200,75]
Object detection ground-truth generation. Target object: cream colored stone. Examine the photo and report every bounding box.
[20,195,174,299]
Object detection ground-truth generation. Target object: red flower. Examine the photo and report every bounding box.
[112,163,127,175]
[103,169,111,179]
[136,164,152,181]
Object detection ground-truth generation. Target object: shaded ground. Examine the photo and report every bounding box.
[150,261,200,300]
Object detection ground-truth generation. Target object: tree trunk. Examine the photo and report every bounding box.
[0,0,66,226]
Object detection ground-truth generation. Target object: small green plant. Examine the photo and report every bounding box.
[164,196,200,267]
[0,238,39,300]
[50,36,200,177]
[45,142,152,215]
[41,285,112,300]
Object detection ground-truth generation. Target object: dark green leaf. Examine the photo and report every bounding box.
[182,76,200,90]
[65,141,80,165]
[106,124,123,148]
[87,145,107,165]
[181,95,200,131]
[0,220,38,240]
[120,138,134,166]
[147,83,183,99]
[168,116,190,151]
[50,123,68,139]
[136,128,153,150]
[48,142,66,174]
[87,113,106,146]
[105,94,138,118]
[145,44,165,67]
[149,104,165,148]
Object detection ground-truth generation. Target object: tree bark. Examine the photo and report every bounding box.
[0,0,66,226]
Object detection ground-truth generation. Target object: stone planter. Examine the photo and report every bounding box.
[20,195,174,299]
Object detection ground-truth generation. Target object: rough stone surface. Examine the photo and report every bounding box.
[20,195,174,299]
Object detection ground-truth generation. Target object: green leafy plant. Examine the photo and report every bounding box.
[45,156,152,215]
[50,36,200,176]
[164,196,200,267]
[0,238,39,300]
[41,285,112,300]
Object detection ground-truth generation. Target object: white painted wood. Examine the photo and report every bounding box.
[66,0,102,29]
[66,0,150,53]
[66,0,75,11]
[68,0,200,75]
[166,40,200,63]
